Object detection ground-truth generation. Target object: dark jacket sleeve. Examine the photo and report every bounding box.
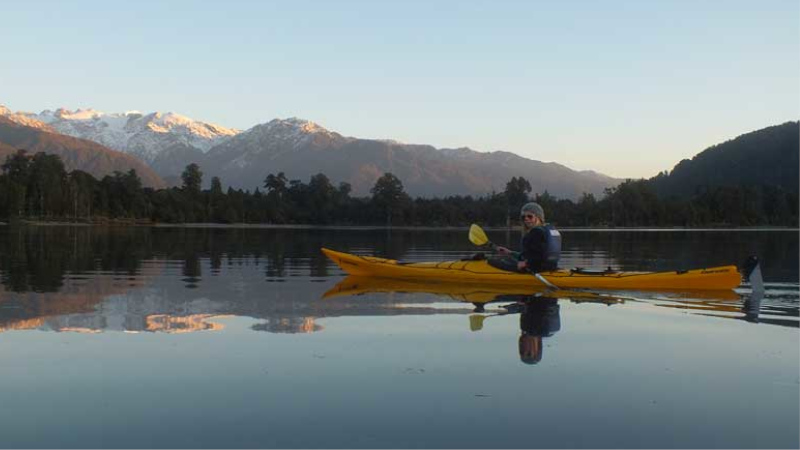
[520,227,548,273]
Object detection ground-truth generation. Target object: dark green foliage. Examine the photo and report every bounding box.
[650,121,799,198]
[0,132,796,228]
[370,173,410,226]
[503,176,532,225]
[181,163,203,193]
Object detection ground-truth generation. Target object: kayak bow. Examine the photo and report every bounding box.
[320,248,742,291]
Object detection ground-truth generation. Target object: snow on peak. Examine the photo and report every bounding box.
[242,117,335,144]
[141,111,240,140]
[261,117,330,134]
[0,104,53,130]
[283,117,327,133]
[217,117,348,169]
[6,106,242,163]
[54,108,104,121]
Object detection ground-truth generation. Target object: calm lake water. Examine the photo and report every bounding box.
[0,225,797,449]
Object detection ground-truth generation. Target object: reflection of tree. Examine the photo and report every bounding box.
[210,252,222,274]
[264,231,288,279]
[309,252,329,278]
[182,254,202,287]
[0,226,156,294]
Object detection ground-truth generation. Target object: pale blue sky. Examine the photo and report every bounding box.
[2,0,797,178]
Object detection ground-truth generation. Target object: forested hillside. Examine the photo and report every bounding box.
[0,122,796,227]
[0,117,165,188]
[650,121,798,197]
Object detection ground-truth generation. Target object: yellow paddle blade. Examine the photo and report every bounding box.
[469,314,485,331]
[469,224,489,246]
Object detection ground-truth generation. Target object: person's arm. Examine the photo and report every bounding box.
[495,246,520,258]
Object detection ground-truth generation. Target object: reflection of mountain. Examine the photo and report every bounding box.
[0,273,150,332]
[145,314,227,333]
[252,317,323,334]
[0,279,436,335]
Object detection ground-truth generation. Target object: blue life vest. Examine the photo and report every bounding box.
[541,224,562,266]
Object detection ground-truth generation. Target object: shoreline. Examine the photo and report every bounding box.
[1,220,797,232]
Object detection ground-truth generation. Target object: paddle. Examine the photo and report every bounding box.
[468,302,521,331]
[469,312,506,331]
[468,224,559,289]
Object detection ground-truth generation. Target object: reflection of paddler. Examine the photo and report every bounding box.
[473,294,561,364]
[516,297,560,365]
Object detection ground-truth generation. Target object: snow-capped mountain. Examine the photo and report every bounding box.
[200,117,620,199]
[0,106,239,174]
[205,118,351,170]
[1,104,620,198]
[0,116,166,188]
[0,105,54,131]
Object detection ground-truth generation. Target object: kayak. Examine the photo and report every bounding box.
[320,248,743,291]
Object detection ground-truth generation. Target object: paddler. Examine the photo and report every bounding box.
[494,202,562,273]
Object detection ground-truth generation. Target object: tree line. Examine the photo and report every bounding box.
[0,150,796,227]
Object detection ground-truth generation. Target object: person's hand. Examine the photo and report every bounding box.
[517,260,528,270]
[496,246,511,255]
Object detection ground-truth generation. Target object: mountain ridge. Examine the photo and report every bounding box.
[1,106,239,178]
[0,116,166,188]
[0,104,643,199]
[200,121,619,199]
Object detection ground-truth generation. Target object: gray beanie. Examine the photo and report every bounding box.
[520,202,545,222]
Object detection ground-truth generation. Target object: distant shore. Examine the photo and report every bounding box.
[0,219,796,232]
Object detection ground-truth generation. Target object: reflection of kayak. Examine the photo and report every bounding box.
[323,275,553,302]
[321,248,742,291]
[322,275,627,304]
[322,275,741,303]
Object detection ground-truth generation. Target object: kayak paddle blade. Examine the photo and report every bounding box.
[469,224,490,247]
[469,314,485,331]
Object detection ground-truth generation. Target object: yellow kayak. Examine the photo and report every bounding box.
[321,248,743,291]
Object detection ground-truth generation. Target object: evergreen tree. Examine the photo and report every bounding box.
[370,172,407,226]
[181,163,203,193]
[504,176,532,225]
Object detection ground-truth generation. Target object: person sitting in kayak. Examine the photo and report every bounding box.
[492,202,562,273]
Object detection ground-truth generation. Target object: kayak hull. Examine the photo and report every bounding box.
[321,248,742,291]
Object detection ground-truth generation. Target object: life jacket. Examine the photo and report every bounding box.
[519,224,562,270]
[542,224,562,266]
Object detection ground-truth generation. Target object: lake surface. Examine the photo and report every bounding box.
[0,226,797,449]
